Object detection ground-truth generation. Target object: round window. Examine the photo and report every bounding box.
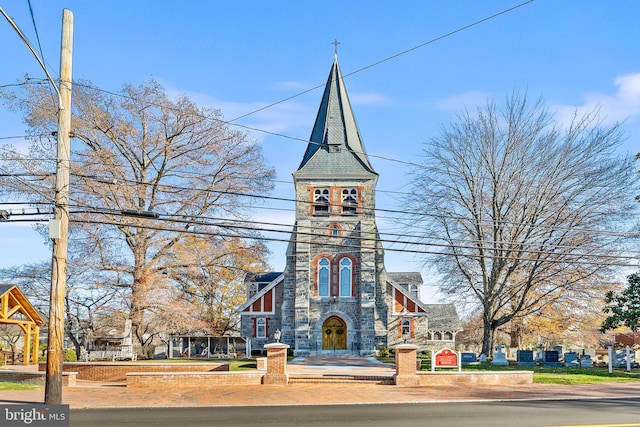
[325,329,332,335]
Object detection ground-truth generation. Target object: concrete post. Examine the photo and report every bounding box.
[394,344,419,386]
[626,345,631,372]
[263,343,290,385]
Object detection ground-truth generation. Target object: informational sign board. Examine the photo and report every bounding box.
[432,348,461,372]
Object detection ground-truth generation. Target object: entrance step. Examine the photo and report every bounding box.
[288,374,394,385]
[312,350,354,357]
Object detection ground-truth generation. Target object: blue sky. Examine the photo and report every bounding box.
[1,1,639,302]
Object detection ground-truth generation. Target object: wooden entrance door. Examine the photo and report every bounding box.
[322,316,347,350]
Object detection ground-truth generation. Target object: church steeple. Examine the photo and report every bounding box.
[295,55,377,178]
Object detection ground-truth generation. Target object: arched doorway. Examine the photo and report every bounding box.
[322,316,347,350]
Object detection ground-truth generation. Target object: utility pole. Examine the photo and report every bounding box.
[45,8,73,405]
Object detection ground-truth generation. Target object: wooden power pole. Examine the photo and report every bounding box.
[45,8,73,405]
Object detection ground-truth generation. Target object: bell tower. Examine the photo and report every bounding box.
[281,55,388,356]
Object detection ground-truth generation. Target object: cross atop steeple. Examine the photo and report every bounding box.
[332,39,340,59]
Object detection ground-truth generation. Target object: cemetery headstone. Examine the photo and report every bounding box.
[579,354,593,368]
[563,352,579,367]
[461,352,478,365]
[613,348,639,368]
[479,354,487,363]
[516,350,536,366]
[491,344,509,366]
[543,350,562,367]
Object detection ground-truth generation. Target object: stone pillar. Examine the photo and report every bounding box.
[263,343,290,385]
[394,344,419,386]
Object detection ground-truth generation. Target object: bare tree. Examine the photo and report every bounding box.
[407,91,637,356]
[1,78,275,356]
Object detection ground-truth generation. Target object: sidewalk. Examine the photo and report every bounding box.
[3,359,640,409]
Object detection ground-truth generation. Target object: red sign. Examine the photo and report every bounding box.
[435,349,458,367]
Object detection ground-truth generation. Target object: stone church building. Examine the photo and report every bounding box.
[238,56,461,356]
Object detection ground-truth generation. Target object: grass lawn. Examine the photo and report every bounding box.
[0,381,41,391]
[377,357,640,384]
[459,363,640,384]
[100,357,258,371]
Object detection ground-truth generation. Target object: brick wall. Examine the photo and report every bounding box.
[127,371,264,389]
[417,371,533,386]
[38,362,228,382]
[0,371,76,386]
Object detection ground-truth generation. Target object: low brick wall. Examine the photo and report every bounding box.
[38,362,228,382]
[417,371,533,386]
[0,370,77,386]
[126,371,264,389]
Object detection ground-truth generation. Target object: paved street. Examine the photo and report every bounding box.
[2,358,640,426]
[68,399,640,427]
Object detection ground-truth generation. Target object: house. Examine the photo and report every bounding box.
[238,55,461,356]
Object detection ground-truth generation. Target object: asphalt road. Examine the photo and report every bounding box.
[70,398,640,427]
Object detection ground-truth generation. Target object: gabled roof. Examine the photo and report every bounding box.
[386,274,429,315]
[386,275,462,330]
[245,272,283,284]
[387,272,424,285]
[0,284,45,326]
[237,272,284,313]
[295,56,377,179]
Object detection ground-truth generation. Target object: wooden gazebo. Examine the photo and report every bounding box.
[0,284,45,365]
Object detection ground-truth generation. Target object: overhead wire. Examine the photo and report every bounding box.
[4,197,638,261]
[64,215,637,268]
[2,1,637,266]
[227,0,536,123]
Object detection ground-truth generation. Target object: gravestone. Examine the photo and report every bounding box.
[461,352,478,365]
[543,350,562,367]
[479,354,487,363]
[612,348,639,368]
[516,350,536,366]
[579,354,593,368]
[563,352,579,367]
[553,345,564,356]
[491,344,509,366]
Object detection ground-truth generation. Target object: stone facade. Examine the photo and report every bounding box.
[238,57,461,357]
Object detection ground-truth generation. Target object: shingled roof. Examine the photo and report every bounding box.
[425,304,463,331]
[295,56,377,179]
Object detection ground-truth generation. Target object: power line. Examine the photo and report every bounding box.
[0,1,537,171]
[227,0,535,123]
[65,215,638,268]
[4,199,638,260]
[2,162,637,245]
[71,172,639,239]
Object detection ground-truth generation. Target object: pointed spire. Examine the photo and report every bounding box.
[296,53,376,177]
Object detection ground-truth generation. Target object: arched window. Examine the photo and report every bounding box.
[318,258,330,296]
[339,257,352,296]
[444,332,453,341]
[314,188,330,215]
[341,188,358,215]
[331,224,340,237]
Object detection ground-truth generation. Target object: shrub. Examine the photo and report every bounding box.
[63,349,77,362]
[378,347,390,358]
